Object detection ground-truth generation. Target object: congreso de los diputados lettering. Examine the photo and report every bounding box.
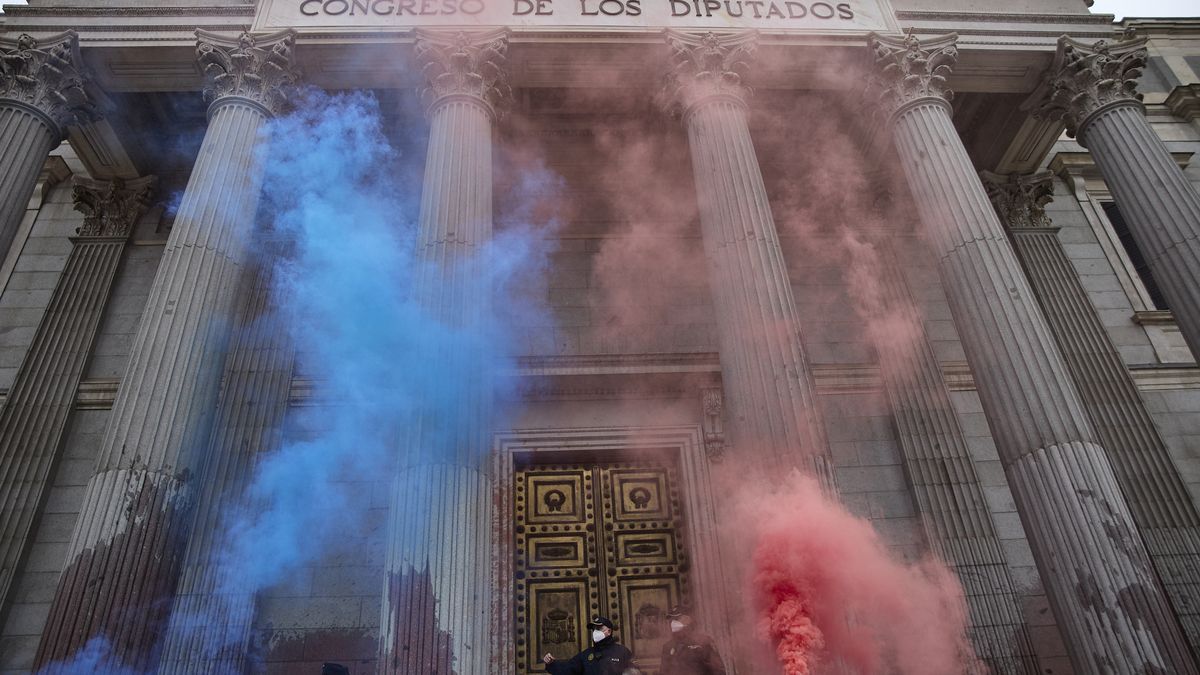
[3,0,1200,673]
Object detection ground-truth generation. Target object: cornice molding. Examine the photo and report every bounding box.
[2,6,254,18]
[1166,84,1200,122]
[1049,150,1192,196]
[893,11,1115,26]
[1130,364,1200,391]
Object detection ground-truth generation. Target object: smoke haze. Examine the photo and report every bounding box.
[34,47,996,675]
[734,474,978,674]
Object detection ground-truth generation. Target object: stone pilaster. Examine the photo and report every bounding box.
[0,32,96,263]
[35,31,297,672]
[986,169,1200,651]
[663,30,833,484]
[1028,36,1200,359]
[0,176,154,622]
[156,262,295,674]
[379,29,509,675]
[869,32,1197,674]
[868,246,1039,674]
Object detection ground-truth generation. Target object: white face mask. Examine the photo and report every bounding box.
[670,620,685,633]
[592,629,607,643]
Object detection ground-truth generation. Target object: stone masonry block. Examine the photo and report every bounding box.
[1001,538,1037,567]
[0,635,38,670]
[1,602,50,637]
[983,484,1018,514]
[32,512,78,544]
[21,542,67,573]
[40,485,86,515]
[258,597,364,630]
[6,572,58,605]
[311,566,380,598]
[853,439,903,466]
[834,465,909,494]
[1,272,59,291]
[867,490,918,519]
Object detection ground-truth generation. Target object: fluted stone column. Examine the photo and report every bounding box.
[868,32,1197,674]
[868,245,1038,674]
[0,177,154,621]
[987,170,1200,651]
[157,262,295,674]
[1028,36,1200,358]
[35,31,297,672]
[379,30,509,675]
[0,32,96,263]
[663,31,832,483]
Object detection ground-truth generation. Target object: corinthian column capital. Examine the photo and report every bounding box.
[662,30,757,115]
[414,29,511,118]
[1026,35,1148,138]
[196,29,299,118]
[0,31,97,137]
[866,32,958,119]
[981,170,1056,231]
[72,175,157,239]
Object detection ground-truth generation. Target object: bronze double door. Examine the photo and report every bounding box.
[514,459,691,674]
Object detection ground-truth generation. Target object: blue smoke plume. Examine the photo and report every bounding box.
[217,87,555,591]
[38,88,557,671]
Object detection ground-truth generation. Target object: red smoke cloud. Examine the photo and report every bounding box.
[732,474,980,675]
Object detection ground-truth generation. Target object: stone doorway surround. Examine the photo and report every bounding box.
[492,426,735,674]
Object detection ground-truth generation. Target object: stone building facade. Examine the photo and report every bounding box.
[1,1,1200,674]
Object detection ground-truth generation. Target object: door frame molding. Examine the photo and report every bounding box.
[491,425,734,674]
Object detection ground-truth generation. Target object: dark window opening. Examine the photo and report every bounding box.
[1101,201,1169,310]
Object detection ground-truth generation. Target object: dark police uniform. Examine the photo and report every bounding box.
[545,634,635,675]
[545,616,636,675]
[659,630,725,675]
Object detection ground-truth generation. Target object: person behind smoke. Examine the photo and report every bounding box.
[660,604,726,675]
[543,615,638,674]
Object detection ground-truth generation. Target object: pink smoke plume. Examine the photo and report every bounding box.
[734,474,980,675]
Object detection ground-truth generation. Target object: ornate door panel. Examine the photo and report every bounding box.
[514,460,688,675]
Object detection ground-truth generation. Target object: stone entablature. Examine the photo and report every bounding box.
[254,0,897,33]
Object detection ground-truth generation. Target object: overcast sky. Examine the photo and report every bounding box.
[0,0,1196,21]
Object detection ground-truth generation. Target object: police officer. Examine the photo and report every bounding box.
[660,605,725,675]
[543,615,637,675]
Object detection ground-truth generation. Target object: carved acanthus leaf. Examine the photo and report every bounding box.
[1026,35,1147,138]
[196,30,299,116]
[981,171,1055,231]
[72,176,157,239]
[866,32,958,117]
[414,29,511,116]
[701,387,727,461]
[0,31,97,136]
[662,30,757,114]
